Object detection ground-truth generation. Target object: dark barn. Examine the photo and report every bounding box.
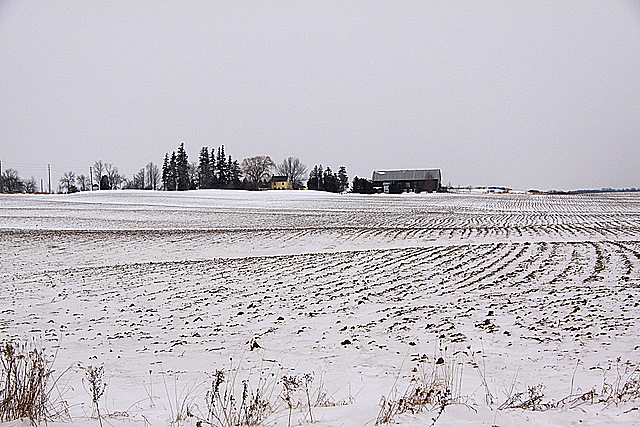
[372,169,442,194]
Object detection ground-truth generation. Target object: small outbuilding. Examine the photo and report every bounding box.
[372,169,442,194]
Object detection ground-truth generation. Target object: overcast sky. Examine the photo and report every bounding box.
[1,1,639,190]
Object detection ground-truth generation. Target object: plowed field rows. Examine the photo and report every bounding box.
[1,190,639,425]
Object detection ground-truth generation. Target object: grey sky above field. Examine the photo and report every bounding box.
[1,1,639,191]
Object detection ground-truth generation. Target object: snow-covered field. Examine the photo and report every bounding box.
[1,190,640,426]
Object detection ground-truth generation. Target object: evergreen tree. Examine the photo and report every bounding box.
[307,165,318,190]
[229,159,241,188]
[176,143,189,190]
[337,166,349,193]
[100,175,110,191]
[216,145,227,187]
[198,147,211,189]
[307,165,325,190]
[168,151,178,191]
[209,147,219,188]
[317,165,324,190]
[323,166,338,193]
[162,153,170,190]
[225,154,232,187]
[351,176,375,194]
[224,154,236,188]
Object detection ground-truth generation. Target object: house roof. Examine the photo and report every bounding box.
[372,169,441,182]
[271,175,289,182]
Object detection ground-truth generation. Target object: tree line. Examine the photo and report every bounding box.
[159,142,359,193]
[0,169,38,194]
[160,143,242,191]
[1,142,379,194]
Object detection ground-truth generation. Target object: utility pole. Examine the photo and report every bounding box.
[47,164,51,193]
[41,179,44,193]
[90,167,93,191]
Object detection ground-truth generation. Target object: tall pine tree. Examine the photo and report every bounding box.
[323,166,338,193]
[209,147,219,188]
[216,145,227,187]
[229,158,241,188]
[337,166,349,193]
[306,165,317,190]
[168,152,178,191]
[224,154,239,188]
[176,143,189,190]
[307,165,325,190]
[162,153,170,190]
[351,176,375,194]
[198,147,211,189]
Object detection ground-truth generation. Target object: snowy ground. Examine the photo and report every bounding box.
[1,190,640,426]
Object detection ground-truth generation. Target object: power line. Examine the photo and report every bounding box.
[0,164,46,173]
[0,160,44,168]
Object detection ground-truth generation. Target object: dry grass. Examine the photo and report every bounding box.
[0,339,70,423]
[375,345,640,425]
[4,337,640,425]
[601,360,640,405]
[556,359,640,410]
[499,384,555,411]
[499,359,640,413]
[83,365,107,426]
[191,362,343,427]
[160,371,200,426]
[376,348,465,425]
[191,360,280,427]
[280,371,354,426]
[201,370,273,426]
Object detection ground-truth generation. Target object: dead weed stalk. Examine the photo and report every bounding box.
[196,361,279,427]
[376,347,465,425]
[83,365,107,427]
[0,339,70,423]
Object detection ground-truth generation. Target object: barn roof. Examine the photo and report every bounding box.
[372,169,441,182]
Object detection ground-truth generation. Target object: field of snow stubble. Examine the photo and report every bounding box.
[1,190,640,426]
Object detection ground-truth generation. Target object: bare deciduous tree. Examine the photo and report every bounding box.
[241,156,276,190]
[24,176,37,193]
[1,169,24,193]
[188,162,198,190]
[145,162,160,190]
[277,157,308,189]
[104,163,124,190]
[92,160,106,188]
[76,174,90,191]
[58,171,77,193]
[130,169,145,189]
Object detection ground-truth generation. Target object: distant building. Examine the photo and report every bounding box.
[372,169,442,194]
[487,186,512,194]
[270,175,292,190]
